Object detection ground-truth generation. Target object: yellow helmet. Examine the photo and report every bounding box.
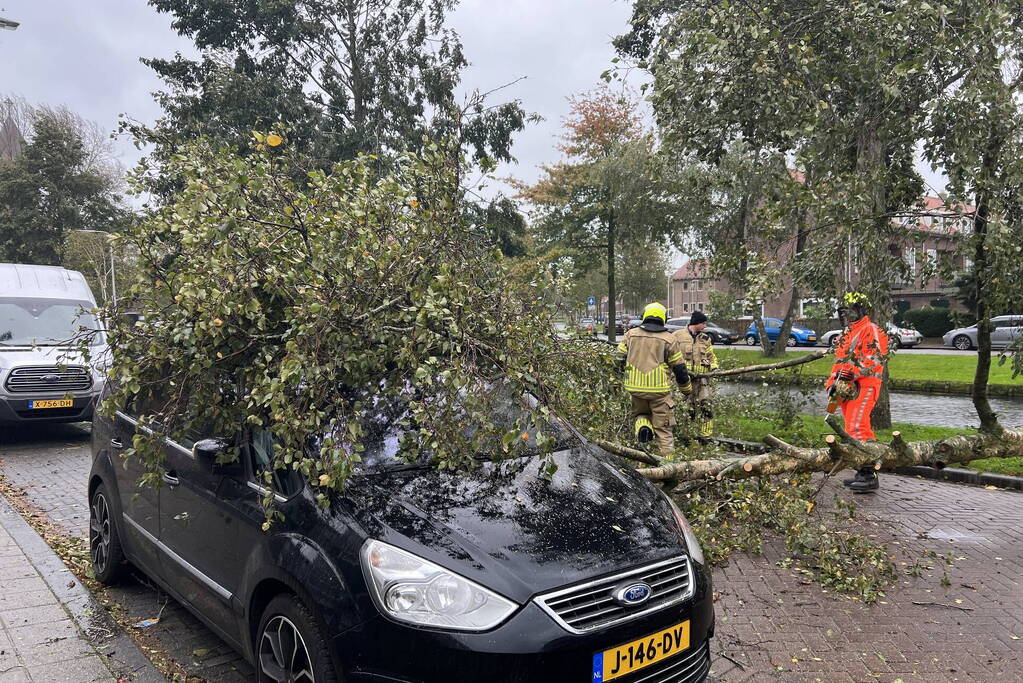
[841,291,871,309]
[642,302,667,323]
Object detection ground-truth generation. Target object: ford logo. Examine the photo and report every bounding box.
[612,582,653,607]
[41,374,61,383]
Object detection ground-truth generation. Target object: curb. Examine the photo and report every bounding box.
[893,465,1023,491]
[0,494,165,682]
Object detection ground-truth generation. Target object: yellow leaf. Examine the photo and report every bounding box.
[251,130,264,142]
[319,474,332,486]
[266,133,283,147]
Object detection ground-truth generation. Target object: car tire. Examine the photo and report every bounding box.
[786,335,797,347]
[90,483,128,584]
[891,337,901,350]
[744,335,757,346]
[828,335,840,348]
[953,335,973,351]
[257,594,339,683]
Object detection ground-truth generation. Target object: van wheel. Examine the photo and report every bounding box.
[257,594,339,683]
[90,484,128,584]
[744,335,757,346]
[953,335,973,351]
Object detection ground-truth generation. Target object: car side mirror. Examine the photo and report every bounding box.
[192,438,239,473]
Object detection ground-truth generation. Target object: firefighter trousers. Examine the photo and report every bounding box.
[841,380,881,441]
[630,391,676,454]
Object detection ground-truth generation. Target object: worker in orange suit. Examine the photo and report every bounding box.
[825,291,889,492]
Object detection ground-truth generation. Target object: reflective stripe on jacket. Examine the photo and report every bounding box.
[673,327,718,372]
[617,328,684,393]
[826,315,888,388]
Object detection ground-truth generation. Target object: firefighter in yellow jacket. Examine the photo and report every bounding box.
[673,310,718,437]
[616,302,692,454]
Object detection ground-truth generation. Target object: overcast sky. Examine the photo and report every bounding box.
[0,1,635,192]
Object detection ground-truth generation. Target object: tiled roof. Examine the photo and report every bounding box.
[671,259,710,280]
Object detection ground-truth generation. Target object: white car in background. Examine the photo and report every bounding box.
[819,322,922,349]
[0,263,107,424]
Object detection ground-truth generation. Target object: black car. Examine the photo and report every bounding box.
[665,318,738,345]
[88,389,714,682]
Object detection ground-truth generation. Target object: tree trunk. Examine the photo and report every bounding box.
[855,123,893,429]
[769,285,801,358]
[623,428,1023,483]
[971,133,1001,433]
[606,211,617,344]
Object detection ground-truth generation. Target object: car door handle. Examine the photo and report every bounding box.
[109,438,124,450]
[162,472,180,487]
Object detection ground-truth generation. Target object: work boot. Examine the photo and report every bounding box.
[842,468,872,488]
[637,425,654,443]
[846,469,879,493]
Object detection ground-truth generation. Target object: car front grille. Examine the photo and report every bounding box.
[3,365,93,394]
[534,556,694,634]
[618,641,710,683]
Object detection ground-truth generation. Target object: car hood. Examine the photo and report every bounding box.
[341,445,686,603]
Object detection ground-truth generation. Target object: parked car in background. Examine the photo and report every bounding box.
[577,317,596,335]
[89,388,715,682]
[665,318,738,345]
[742,318,818,347]
[819,322,922,349]
[0,263,107,424]
[943,315,1023,350]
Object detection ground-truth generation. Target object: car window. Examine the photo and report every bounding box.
[767,320,780,328]
[249,429,303,497]
[994,319,1014,328]
[128,384,216,450]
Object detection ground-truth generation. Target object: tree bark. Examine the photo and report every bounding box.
[606,210,617,344]
[632,428,1023,483]
[689,349,829,378]
[971,130,1001,434]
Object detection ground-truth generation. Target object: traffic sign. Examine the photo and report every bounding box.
[587,296,596,307]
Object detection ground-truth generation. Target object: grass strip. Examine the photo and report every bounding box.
[718,348,1023,386]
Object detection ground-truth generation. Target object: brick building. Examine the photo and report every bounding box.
[670,195,973,319]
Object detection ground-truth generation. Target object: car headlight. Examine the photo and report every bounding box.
[659,491,706,566]
[361,540,518,631]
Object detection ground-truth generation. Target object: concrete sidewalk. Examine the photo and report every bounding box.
[0,494,162,683]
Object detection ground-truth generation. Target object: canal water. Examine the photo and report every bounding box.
[719,382,1023,429]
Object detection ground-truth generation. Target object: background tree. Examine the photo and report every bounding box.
[138,0,530,198]
[613,0,988,422]
[517,87,678,343]
[0,111,129,265]
[924,1,1023,429]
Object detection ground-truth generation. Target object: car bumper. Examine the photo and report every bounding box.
[338,565,714,683]
[0,394,97,424]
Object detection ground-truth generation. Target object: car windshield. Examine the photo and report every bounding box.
[0,297,101,347]
[306,386,580,474]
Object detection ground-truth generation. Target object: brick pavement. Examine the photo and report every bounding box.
[709,474,1023,681]
[0,498,116,682]
[2,423,1022,682]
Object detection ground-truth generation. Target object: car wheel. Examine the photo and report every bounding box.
[786,335,797,347]
[828,335,840,348]
[744,335,757,346]
[953,335,973,351]
[891,338,901,350]
[257,594,339,683]
[90,484,128,584]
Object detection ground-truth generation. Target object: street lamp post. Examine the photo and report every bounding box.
[72,230,116,307]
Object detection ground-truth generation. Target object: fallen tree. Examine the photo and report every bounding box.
[596,416,1023,484]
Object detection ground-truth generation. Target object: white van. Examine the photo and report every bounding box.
[0,263,107,424]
